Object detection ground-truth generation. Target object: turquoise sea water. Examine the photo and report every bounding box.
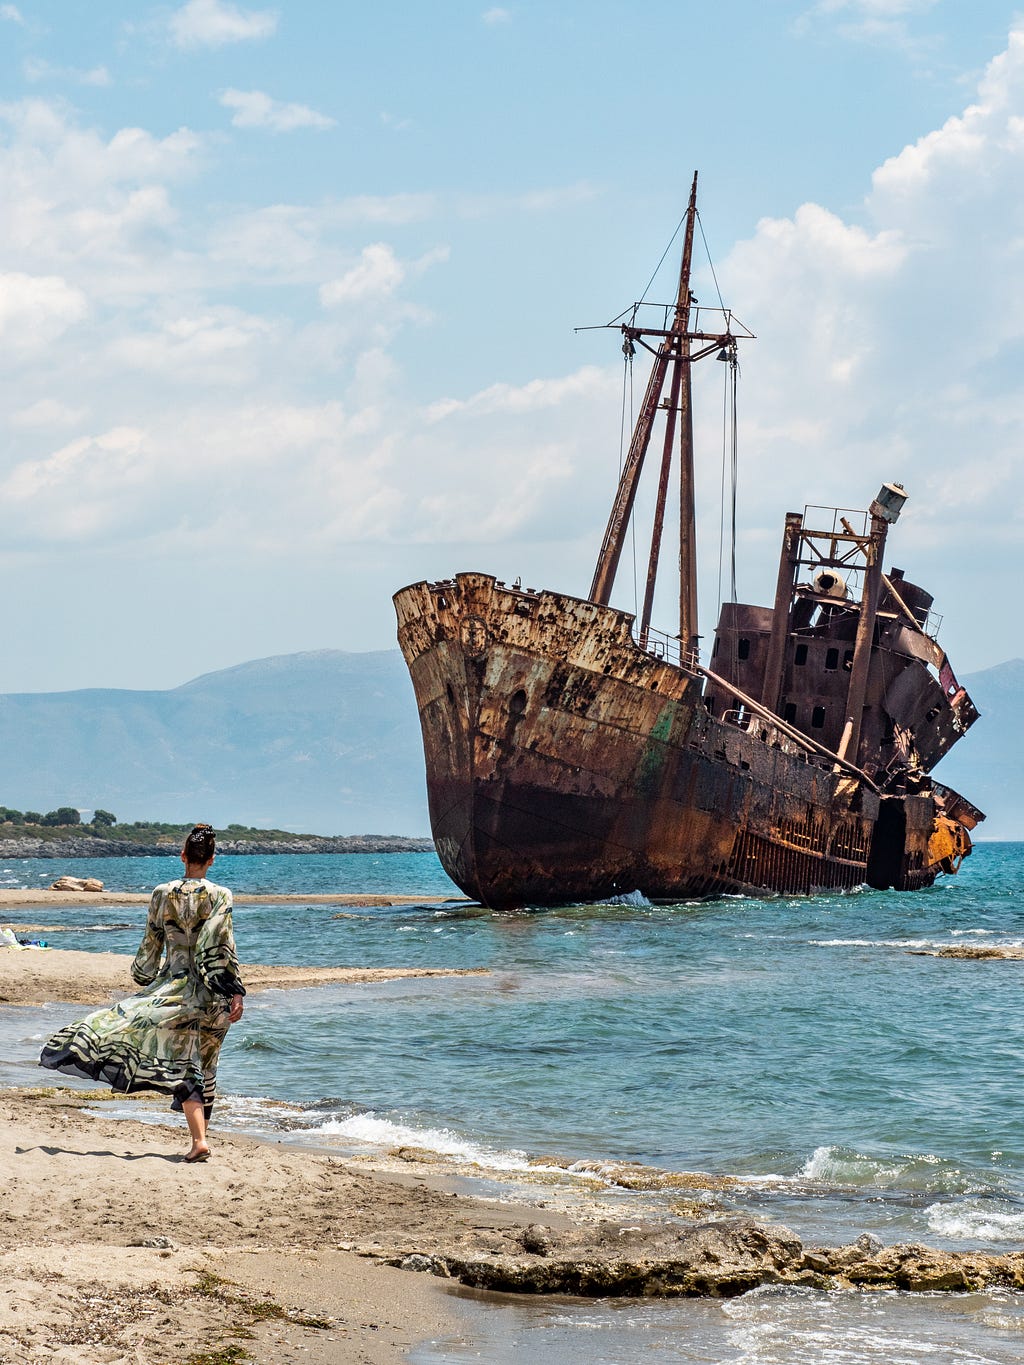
[3,844,1024,1362]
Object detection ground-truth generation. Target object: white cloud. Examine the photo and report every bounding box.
[0,272,87,354]
[426,367,609,422]
[813,0,937,13]
[482,7,511,22]
[219,88,334,133]
[24,58,112,86]
[800,0,941,54]
[320,244,405,306]
[0,4,24,22]
[169,0,277,49]
[11,399,88,430]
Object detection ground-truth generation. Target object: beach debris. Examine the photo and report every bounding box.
[50,876,104,892]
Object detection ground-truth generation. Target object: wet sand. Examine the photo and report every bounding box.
[0,888,461,907]
[0,944,485,1007]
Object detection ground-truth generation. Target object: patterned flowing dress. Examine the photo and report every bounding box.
[40,877,245,1118]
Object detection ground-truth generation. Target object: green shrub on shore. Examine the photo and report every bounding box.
[0,817,326,843]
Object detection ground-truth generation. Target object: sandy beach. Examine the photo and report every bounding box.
[0,944,515,1363]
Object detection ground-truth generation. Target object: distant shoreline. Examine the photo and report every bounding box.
[0,834,434,859]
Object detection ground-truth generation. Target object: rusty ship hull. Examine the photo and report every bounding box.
[395,572,960,909]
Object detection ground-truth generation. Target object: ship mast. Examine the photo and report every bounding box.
[589,173,743,665]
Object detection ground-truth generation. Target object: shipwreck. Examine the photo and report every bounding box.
[394,174,983,909]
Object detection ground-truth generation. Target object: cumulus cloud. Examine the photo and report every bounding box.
[0,272,87,353]
[703,21,1024,663]
[169,0,277,49]
[219,88,334,132]
[320,244,405,306]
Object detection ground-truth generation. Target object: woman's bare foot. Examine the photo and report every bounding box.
[184,1144,211,1163]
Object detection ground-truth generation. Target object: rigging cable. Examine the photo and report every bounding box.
[638,215,687,308]
[696,209,727,312]
[699,205,739,604]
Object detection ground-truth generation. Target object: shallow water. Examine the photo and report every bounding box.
[3,843,1024,1362]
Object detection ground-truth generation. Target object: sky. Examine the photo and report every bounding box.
[0,0,1022,694]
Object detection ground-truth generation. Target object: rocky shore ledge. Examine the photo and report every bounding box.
[389,1218,1024,1297]
[0,834,434,858]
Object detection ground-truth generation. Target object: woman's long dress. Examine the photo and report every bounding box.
[40,877,245,1118]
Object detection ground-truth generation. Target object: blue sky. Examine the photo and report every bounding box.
[0,0,1021,692]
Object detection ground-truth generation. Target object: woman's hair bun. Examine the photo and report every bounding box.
[185,823,216,862]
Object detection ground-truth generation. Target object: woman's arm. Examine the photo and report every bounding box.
[131,890,166,985]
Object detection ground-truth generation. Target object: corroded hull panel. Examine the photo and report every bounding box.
[394,573,944,909]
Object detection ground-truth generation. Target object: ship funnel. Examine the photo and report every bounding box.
[813,570,848,599]
[870,482,907,524]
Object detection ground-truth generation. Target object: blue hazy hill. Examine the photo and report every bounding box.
[0,650,429,836]
[0,650,1017,841]
[934,657,1023,842]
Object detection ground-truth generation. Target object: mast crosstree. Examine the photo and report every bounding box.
[588,171,752,664]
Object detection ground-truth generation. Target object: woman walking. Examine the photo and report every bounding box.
[40,824,245,1162]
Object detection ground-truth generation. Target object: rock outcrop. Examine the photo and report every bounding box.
[49,876,104,892]
[911,945,1024,961]
[383,1216,1024,1298]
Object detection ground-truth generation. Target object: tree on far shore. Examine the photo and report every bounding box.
[40,807,81,826]
[92,809,117,827]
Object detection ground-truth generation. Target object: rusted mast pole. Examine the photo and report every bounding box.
[676,174,699,662]
[589,338,671,605]
[840,511,890,766]
[760,512,803,711]
[638,356,683,648]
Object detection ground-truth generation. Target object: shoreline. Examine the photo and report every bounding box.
[0,944,486,1007]
[0,888,464,906]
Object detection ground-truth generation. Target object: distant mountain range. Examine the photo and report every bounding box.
[0,650,1019,841]
[0,650,429,836]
